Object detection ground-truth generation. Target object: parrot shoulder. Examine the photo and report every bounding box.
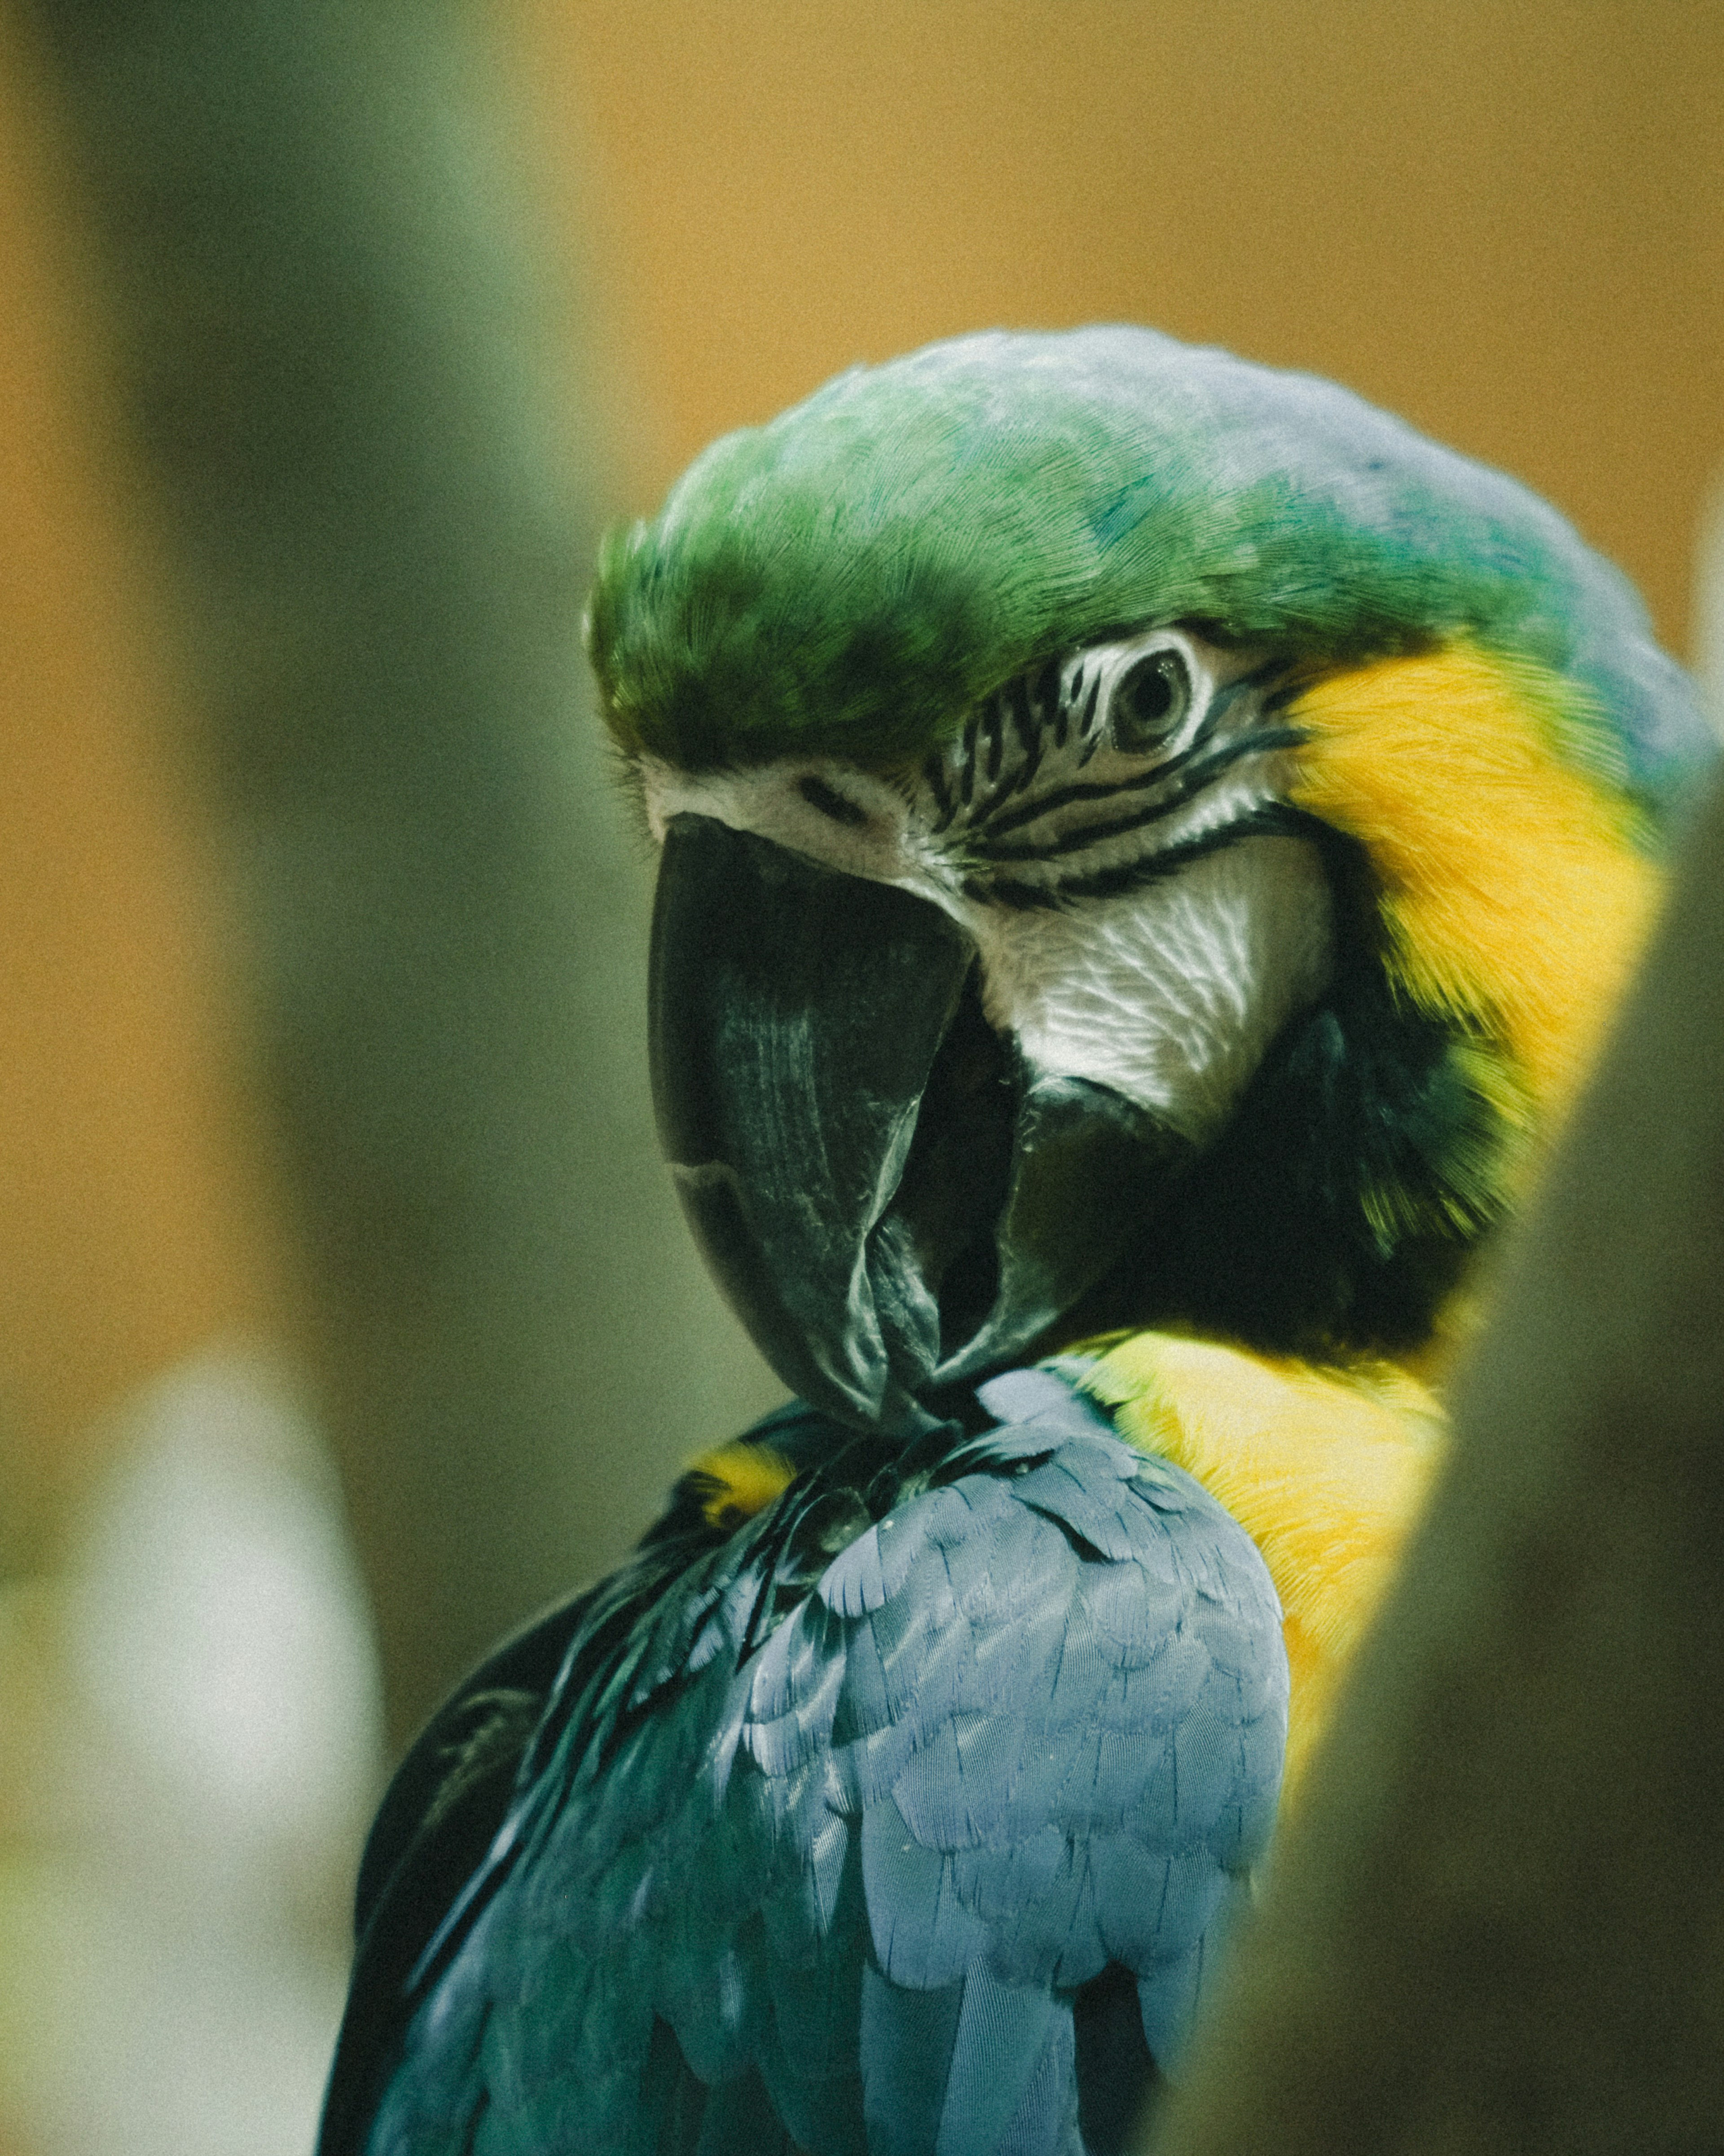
[350,1376,1289,2156]
[320,1398,850,2156]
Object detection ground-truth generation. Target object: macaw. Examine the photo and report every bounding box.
[317,328,1711,2156]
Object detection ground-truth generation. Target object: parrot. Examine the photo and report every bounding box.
[316,326,1713,2156]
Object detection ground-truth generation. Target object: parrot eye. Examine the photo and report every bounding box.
[1108,648,1191,754]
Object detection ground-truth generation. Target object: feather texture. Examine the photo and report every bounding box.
[589,328,1707,812]
[326,326,1718,2156]
[338,1371,1285,2156]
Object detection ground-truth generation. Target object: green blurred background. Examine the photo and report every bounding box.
[0,2,1717,2149]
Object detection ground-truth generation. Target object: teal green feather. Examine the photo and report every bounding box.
[589,327,1706,806]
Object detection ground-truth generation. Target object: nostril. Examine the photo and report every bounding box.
[798,773,870,827]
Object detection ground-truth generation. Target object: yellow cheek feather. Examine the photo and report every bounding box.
[1082,1332,1443,1801]
[1288,644,1659,1136]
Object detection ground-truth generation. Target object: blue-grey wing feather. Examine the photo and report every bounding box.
[356,1372,1286,2156]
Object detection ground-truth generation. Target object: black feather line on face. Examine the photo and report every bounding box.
[1005,675,1043,794]
[971,801,1311,910]
[972,722,1225,843]
[924,648,1290,848]
[1075,675,1104,763]
[926,755,955,830]
[957,719,979,808]
[969,725,1303,864]
[983,700,1006,785]
[995,660,1284,835]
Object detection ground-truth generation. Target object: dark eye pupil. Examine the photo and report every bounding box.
[1111,650,1189,749]
[1127,669,1173,723]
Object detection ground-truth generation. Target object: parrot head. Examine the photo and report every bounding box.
[590,328,1709,1434]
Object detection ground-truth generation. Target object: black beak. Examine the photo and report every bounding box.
[651,814,1187,1430]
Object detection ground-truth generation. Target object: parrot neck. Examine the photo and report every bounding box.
[1080,1330,1443,1801]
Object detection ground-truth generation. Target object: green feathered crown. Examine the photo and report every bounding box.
[588,327,1706,803]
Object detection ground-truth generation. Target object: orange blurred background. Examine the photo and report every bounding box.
[5,0,1720,1653]
[550,0,1724,652]
[0,3,1718,2149]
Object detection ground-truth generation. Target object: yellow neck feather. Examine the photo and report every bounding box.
[1082,1332,1443,1799]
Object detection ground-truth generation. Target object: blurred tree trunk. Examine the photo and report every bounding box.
[1148,767,1724,2150]
[18,0,778,1756]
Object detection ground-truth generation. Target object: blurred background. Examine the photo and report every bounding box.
[0,1,1717,2149]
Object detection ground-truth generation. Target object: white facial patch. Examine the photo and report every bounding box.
[969,836,1333,1142]
[640,755,934,895]
[639,626,1335,1146]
